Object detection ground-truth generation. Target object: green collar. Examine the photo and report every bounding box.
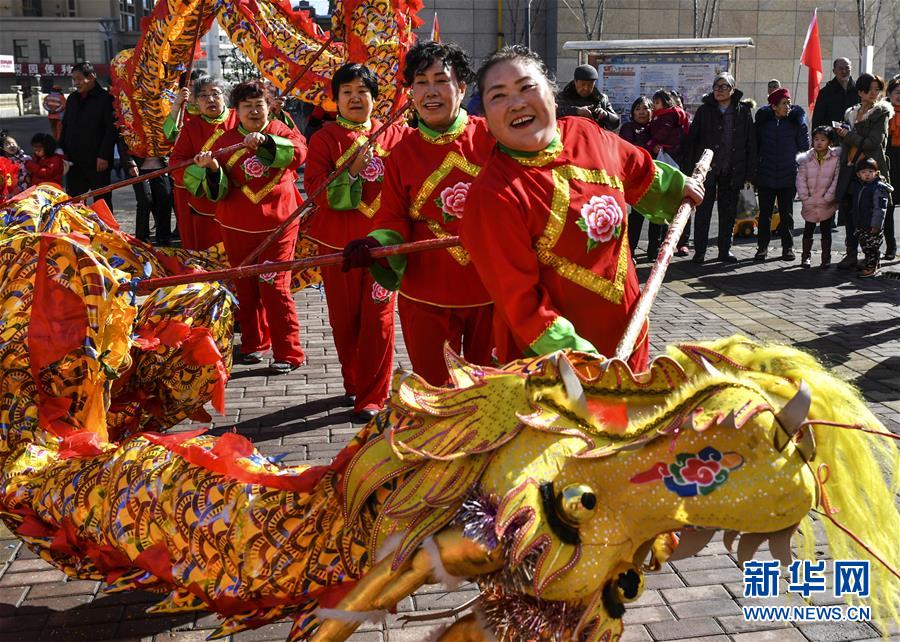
[337,115,372,132]
[418,109,468,144]
[499,131,563,166]
[237,121,270,136]
[202,109,230,125]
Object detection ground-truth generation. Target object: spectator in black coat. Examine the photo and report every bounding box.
[555,65,620,131]
[754,87,810,260]
[811,58,860,129]
[684,72,757,264]
[60,61,117,210]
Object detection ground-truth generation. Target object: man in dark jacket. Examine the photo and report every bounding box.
[60,61,117,210]
[685,72,757,264]
[555,65,620,131]
[754,87,810,261]
[811,58,860,129]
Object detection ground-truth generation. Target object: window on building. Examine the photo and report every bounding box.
[120,0,136,31]
[13,40,29,61]
[142,0,153,16]
[73,40,86,63]
[22,0,41,16]
[39,40,52,63]
[68,0,77,16]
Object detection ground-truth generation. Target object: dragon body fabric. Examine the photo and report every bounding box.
[112,0,421,158]
[1,185,899,641]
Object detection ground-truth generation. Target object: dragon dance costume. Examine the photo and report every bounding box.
[168,108,238,250]
[187,118,307,367]
[305,118,407,412]
[366,110,495,386]
[462,117,685,371]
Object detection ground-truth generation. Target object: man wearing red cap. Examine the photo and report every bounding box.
[754,86,810,261]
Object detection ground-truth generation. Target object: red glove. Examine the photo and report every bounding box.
[342,236,381,272]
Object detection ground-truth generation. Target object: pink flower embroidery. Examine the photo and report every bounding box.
[435,181,470,222]
[576,194,623,251]
[242,155,266,179]
[360,155,385,182]
[371,282,391,303]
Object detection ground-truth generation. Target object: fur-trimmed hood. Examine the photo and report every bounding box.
[797,146,840,164]
[844,100,895,125]
[756,104,807,127]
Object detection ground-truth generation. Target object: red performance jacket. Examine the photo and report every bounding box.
[461,117,686,367]
[304,118,408,250]
[170,109,239,218]
[189,119,307,233]
[368,111,495,308]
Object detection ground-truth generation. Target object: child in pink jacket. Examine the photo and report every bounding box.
[796,126,841,268]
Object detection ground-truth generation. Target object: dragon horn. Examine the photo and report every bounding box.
[698,356,724,378]
[774,381,816,460]
[556,352,587,412]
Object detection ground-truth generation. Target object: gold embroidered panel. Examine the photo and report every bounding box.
[408,151,480,266]
[536,165,628,304]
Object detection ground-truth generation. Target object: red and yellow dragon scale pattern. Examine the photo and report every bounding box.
[112,0,422,158]
[2,186,899,642]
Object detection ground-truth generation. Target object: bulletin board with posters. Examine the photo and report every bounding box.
[587,52,730,120]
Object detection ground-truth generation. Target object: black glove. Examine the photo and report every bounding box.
[342,236,381,272]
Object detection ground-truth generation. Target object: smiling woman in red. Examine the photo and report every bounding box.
[461,47,703,371]
[190,80,307,374]
[341,42,496,387]
[304,63,407,421]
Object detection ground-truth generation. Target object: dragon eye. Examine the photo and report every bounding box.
[556,483,597,525]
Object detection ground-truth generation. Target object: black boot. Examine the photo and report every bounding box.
[801,238,813,267]
[820,237,832,269]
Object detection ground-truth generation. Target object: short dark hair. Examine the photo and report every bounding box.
[811,125,834,143]
[475,44,556,97]
[885,75,899,97]
[332,63,379,101]
[230,79,272,108]
[856,73,885,94]
[652,89,675,108]
[855,157,878,173]
[31,132,58,154]
[629,96,652,120]
[71,62,95,77]
[404,41,473,87]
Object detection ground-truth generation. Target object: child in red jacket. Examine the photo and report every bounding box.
[25,133,65,187]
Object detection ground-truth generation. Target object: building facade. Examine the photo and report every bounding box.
[417,0,899,111]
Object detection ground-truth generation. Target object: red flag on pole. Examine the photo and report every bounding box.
[800,8,823,113]
[430,12,440,42]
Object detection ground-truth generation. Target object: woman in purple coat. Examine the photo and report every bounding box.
[622,97,667,260]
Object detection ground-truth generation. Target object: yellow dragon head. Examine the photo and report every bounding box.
[344,339,900,642]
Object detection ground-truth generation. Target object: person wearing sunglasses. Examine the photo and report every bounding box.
[684,72,757,265]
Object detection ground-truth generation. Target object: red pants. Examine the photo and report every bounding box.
[320,261,395,411]
[192,211,223,251]
[397,296,493,386]
[220,226,304,366]
[172,187,195,249]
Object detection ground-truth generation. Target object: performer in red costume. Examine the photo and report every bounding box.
[169,77,237,250]
[190,80,307,374]
[461,47,704,371]
[305,63,407,421]
[343,42,495,387]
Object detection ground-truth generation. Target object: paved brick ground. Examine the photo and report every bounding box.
[1,115,898,642]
